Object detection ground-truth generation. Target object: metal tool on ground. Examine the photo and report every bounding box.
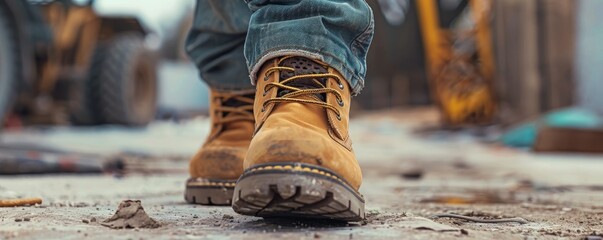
[0,144,104,174]
[432,213,529,224]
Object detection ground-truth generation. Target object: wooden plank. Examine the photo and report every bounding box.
[534,127,603,153]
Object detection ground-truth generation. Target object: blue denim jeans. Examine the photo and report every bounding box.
[186,0,374,95]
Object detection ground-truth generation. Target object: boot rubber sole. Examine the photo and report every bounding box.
[185,178,236,205]
[232,163,365,222]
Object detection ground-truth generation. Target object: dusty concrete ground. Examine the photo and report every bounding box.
[1,109,603,239]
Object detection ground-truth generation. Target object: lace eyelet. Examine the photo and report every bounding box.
[261,106,266,112]
[338,82,344,90]
[263,90,267,97]
[337,98,344,107]
[336,114,341,121]
[264,75,270,81]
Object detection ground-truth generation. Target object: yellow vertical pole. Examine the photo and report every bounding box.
[416,0,445,77]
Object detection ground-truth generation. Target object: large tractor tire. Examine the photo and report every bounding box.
[69,59,98,125]
[89,34,158,126]
[0,5,18,127]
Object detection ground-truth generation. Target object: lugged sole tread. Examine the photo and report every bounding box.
[232,164,365,222]
[185,178,235,206]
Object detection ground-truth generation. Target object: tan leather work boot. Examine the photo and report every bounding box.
[185,89,255,205]
[232,56,364,221]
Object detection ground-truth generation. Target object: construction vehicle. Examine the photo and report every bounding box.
[417,0,497,126]
[0,0,158,128]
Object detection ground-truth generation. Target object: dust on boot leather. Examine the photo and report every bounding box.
[185,89,255,205]
[232,56,364,221]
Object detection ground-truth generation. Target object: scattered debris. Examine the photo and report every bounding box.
[406,217,459,232]
[0,145,103,175]
[400,168,424,180]
[104,153,187,175]
[432,213,529,224]
[585,235,603,240]
[452,159,472,169]
[0,197,42,207]
[82,219,90,224]
[460,229,469,235]
[101,200,160,229]
[365,212,459,232]
[420,192,515,204]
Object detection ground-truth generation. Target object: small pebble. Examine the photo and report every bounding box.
[82,219,89,224]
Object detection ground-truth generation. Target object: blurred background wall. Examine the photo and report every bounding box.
[0,0,601,128]
[576,0,603,115]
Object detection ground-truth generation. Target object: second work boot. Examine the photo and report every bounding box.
[232,57,364,221]
[185,89,255,205]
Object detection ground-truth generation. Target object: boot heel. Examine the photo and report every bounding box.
[185,178,236,205]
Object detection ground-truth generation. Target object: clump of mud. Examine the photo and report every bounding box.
[101,200,160,229]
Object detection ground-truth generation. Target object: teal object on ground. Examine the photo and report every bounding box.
[501,108,603,148]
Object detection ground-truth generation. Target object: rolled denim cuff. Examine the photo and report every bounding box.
[244,0,375,96]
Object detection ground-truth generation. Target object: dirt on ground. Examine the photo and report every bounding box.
[101,200,160,229]
[1,109,603,239]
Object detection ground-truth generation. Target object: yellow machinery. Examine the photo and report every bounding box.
[0,0,158,127]
[417,0,497,126]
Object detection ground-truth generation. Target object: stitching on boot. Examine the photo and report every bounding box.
[187,179,237,187]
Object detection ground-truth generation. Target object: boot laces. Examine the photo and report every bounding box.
[262,56,345,119]
[214,90,255,125]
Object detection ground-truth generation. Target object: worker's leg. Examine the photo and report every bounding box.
[244,0,375,94]
[183,0,255,205]
[185,0,252,90]
[233,0,375,221]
